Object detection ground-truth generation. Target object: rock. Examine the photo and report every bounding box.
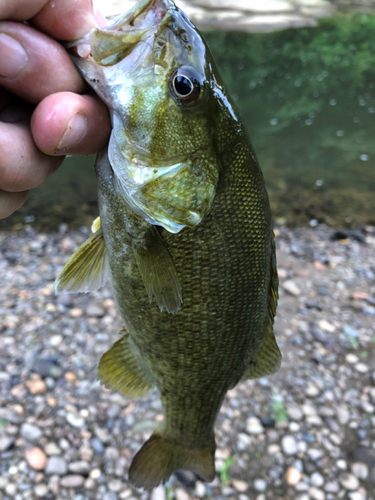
[246,416,264,435]
[175,488,190,500]
[307,449,323,460]
[0,436,14,452]
[20,423,42,442]
[195,481,206,497]
[336,406,350,425]
[350,462,368,480]
[282,279,301,296]
[45,456,68,476]
[253,479,267,492]
[318,319,336,333]
[339,473,359,490]
[287,405,303,421]
[86,305,105,317]
[66,412,85,428]
[286,466,301,485]
[5,483,17,496]
[25,375,47,395]
[151,485,166,500]
[60,474,85,488]
[310,472,324,487]
[32,359,62,378]
[308,487,325,500]
[108,479,122,492]
[355,363,368,373]
[24,447,47,470]
[68,460,91,475]
[324,481,339,493]
[281,435,298,455]
[34,484,48,497]
[232,479,248,492]
[49,334,63,346]
[44,442,61,455]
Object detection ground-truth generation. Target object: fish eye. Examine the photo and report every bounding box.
[170,67,201,105]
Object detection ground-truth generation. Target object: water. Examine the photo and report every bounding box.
[1,14,374,231]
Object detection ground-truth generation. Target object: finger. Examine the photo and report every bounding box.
[0,0,49,22]
[31,92,110,155]
[31,0,107,41]
[0,22,85,103]
[0,121,63,192]
[0,0,106,38]
[0,189,28,219]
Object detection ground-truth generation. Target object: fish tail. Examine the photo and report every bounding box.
[129,429,216,488]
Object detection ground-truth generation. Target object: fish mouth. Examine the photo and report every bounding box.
[66,0,174,65]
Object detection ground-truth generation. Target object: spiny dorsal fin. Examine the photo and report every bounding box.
[54,226,109,294]
[132,226,182,314]
[98,332,154,400]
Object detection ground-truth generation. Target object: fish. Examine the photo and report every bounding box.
[55,0,281,489]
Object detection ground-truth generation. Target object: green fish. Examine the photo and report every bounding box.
[55,0,281,488]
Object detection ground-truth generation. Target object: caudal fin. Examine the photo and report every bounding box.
[129,430,216,489]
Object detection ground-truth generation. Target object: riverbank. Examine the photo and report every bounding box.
[95,0,375,32]
[0,224,374,499]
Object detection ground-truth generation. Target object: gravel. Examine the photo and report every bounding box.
[0,224,374,499]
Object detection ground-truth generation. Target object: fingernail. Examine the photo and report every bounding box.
[57,114,88,150]
[0,33,28,78]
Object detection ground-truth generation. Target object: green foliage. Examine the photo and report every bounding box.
[270,392,288,425]
[218,455,236,487]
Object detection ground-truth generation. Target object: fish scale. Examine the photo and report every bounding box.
[55,0,281,488]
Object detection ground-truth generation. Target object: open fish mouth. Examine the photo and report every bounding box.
[66,0,173,65]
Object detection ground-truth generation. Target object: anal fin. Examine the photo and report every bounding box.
[98,332,154,400]
[132,226,182,314]
[54,226,110,294]
[241,320,281,380]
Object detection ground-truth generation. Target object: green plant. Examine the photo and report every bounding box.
[166,483,173,500]
[270,392,288,425]
[218,455,236,487]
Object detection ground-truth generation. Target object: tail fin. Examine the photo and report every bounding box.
[129,430,216,489]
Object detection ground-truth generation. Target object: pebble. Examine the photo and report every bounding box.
[151,485,166,500]
[60,474,85,488]
[281,435,298,455]
[285,466,301,485]
[350,462,368,480]
[24,447,47,470]
[355,363,368,373]
[324,481,339,493]
[318,319,336,333]
[232,479,248,492]
[66,412,85,428]
[25,376,47,395]
[282,279,301,296]
[45,456,68,476]
[86,304,105,317]
[68,460,91,475]
[339,473,359,490]
[309,487,325,500]
[20,423,42,442]
[34,484,48,497]
[5,483,17,496]
[245,416,264,435]
[287,405,303,421]
[44,442,61,455]
[310,472,324,487]
[195,481,206,497]
[0,436,14,452]
[253,479,267,492]
[175,488,190,500]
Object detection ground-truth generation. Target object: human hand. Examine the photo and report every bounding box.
[0,0,111,219]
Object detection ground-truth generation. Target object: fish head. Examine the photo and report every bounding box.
[69,0,228,233]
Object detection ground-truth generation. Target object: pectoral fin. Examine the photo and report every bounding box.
[241,321,281,380]
[132,226,182,314]
[98,330,154,400]
[54,226,110,294]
